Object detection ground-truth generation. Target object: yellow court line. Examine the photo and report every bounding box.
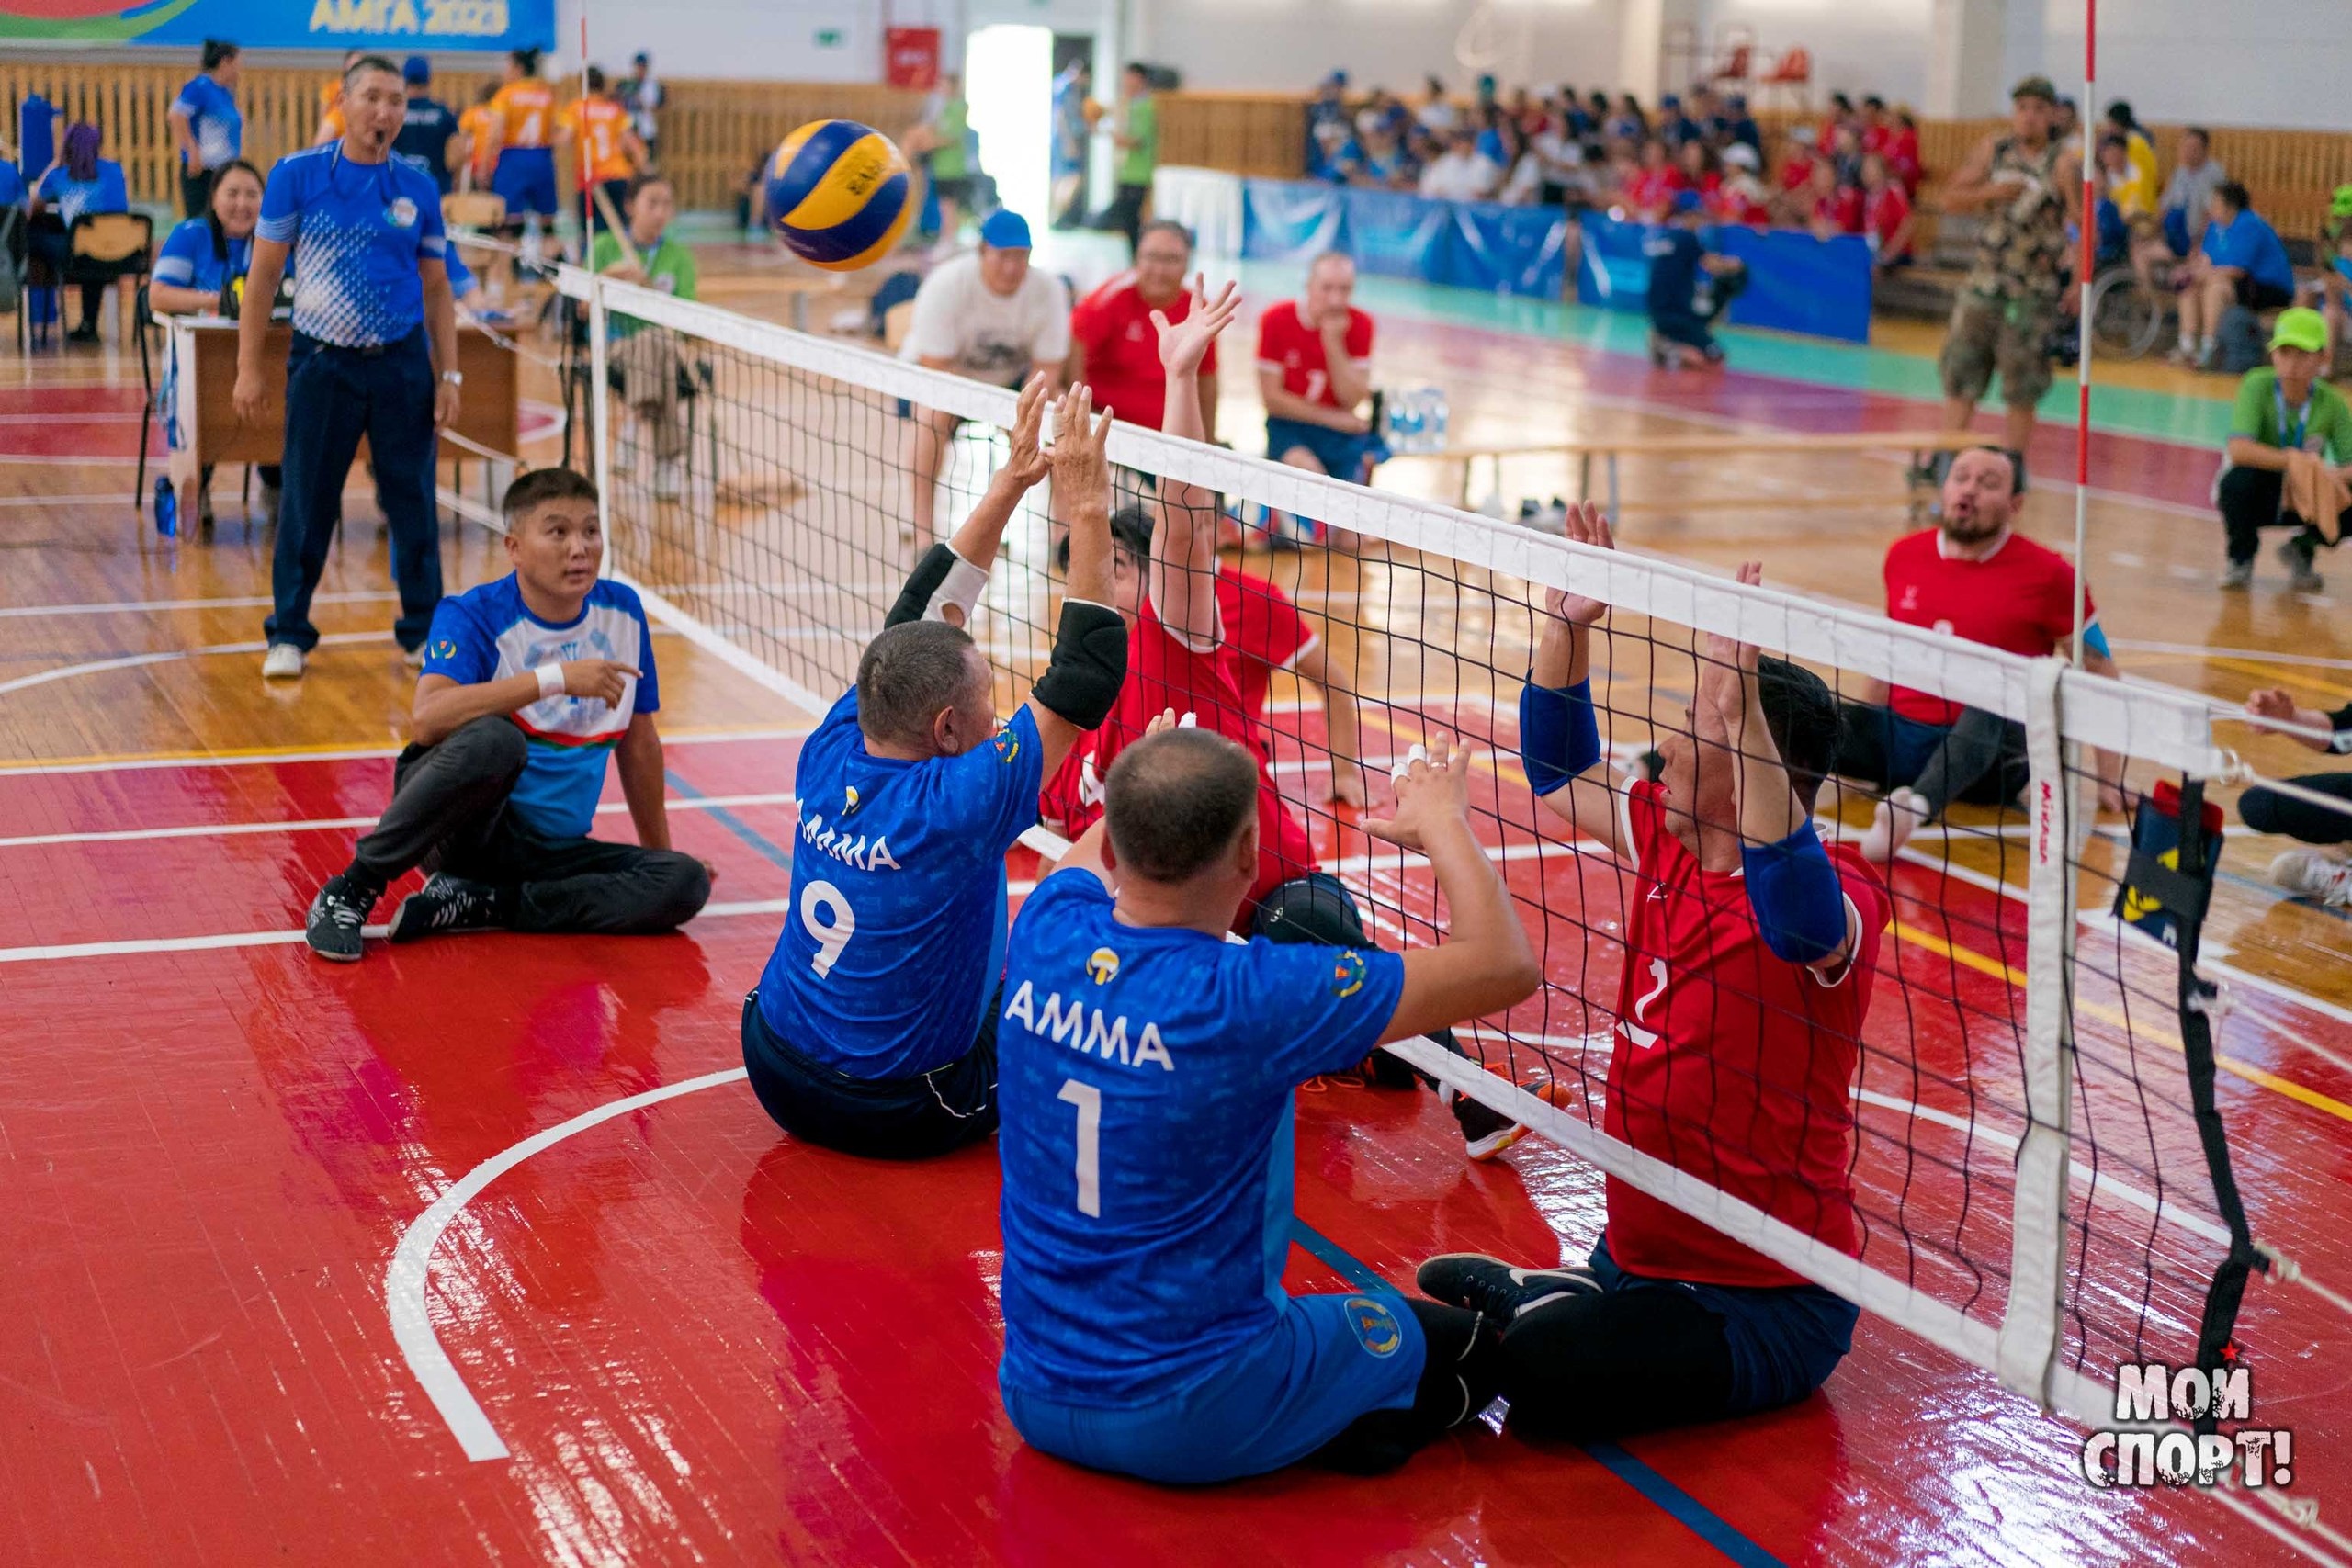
[2211,654,2352,704]
[0,721,801,775]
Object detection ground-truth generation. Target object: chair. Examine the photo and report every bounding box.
[1758,47,1814,113]
[557,294,719,500]
[65,210,153,343]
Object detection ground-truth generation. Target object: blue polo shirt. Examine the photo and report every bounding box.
[173,73,243,171]
[256,141,447,347]
[2202,209,2295,296]
[153,216,252,296]
[35,161,128,225]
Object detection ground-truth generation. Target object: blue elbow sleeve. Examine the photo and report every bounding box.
[1521,677,1601,797]
[1743,820,1849,965]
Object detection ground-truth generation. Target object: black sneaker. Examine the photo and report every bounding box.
[387,874,504,943]
[304,874,379,962]
[1451,1088,1522,1161]
[1417,1253,1603,1321]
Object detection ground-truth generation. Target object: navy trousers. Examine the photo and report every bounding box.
[266,328,443,653]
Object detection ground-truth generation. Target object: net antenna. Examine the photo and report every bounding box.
[2070,0,2096,661]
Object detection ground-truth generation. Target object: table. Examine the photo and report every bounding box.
[160,317,520,497]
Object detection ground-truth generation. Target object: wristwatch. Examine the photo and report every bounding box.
[440,370,464,387]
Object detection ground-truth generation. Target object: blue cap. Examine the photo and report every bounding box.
[402,56,431,85]
[1669,190,1705,215]
[1660,93,1681,107]
[979,209,1033,251]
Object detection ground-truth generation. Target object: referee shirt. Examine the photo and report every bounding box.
[256,141,447,347]
[172,73,243,172]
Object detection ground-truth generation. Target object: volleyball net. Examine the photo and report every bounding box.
[554,265,2351,1560]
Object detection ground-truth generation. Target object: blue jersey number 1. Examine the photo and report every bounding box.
[1057,1078,1102,1217]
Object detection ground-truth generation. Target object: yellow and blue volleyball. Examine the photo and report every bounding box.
[765,120,914,272]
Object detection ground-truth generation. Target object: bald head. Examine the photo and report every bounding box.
[1305,252,1356,324]
[1104,728,1260,883]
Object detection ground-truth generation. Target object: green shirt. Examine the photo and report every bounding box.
[931,97,970,181]
[2230,367,2352,462]
[589,230,697,337]
[1118,96,1158,186]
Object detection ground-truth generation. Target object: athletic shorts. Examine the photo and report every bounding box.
[2236,276,2296,311]
[740,990,999,1160]
[1589,1239,1857,1416]
[491,146,559,218]
[1938,290,2058,408]
[1001,1292,1426,1484]
[1265,417,1385,482]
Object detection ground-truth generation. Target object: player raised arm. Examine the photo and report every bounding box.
[1151,275,1243,649]
[1363,735,1542,1043]
[1021,385,1125,776]
[885,374,1060,628]
[1521,502,1631,859]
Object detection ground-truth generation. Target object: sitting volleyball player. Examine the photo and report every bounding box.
[302,468,711,959]
[742,378,1127,1158]
[1418,502,1893,1442]
[1038,277,1523,1156]
[996,726,1542,1483]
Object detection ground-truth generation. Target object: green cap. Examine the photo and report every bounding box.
[2270,306,2328,354]
[2011,75,2059,105]
[2331,184,2352,220]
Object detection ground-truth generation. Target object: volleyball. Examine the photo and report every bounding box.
[764,119,915,272]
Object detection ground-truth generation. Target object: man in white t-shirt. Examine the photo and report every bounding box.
[900,209,1070,541]
[1418,130,1497,203]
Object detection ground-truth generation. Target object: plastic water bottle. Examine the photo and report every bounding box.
[153,478,176,538]
[1429,389,1451,449]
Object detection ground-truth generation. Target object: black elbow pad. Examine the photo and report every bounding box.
[1032,600,1129,732]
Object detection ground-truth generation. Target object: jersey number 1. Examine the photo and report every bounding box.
[1057,1079,1102,1217]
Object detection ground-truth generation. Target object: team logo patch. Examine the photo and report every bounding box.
[1086,948,1120,985]
[992,728,1021,765]
[387,197,418,229]
[429,637,458,660]
[1330,950,1367,999]
[842,785,861,815]
[1344,1296,1404,1358]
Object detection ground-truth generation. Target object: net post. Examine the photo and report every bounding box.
[1996,655,2075,1408]
[587,275,616,561]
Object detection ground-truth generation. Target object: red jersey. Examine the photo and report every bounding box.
[1778,150,1815,196]
[1885,127,1922,192]
[1037,602,1318,919]
[1860,123,1894,158]
[1603,780,1892,1290]
[1710,181,1772,226]
[1215,566,1317,731]
[1070,275,1216,433]
[1255,300,1373,411]
[1622,165,1688,218]
[1883,529,2098,726]
[1864,183,1912,257]
[1814,185,1864,235]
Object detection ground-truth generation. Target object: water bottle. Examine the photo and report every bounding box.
[153,477,176,538]
[1430,389,1451,448]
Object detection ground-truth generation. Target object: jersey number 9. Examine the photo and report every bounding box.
[800,879,855,976]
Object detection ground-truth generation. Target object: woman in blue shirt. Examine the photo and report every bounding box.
[29,122,132,342]
[2176,179,2297,369]
[153,162,279,528]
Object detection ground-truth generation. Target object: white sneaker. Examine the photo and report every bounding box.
[652,458,682,502]
[262,642,305,681]
[401,643,425,670]
[1860,787,1928,864]
[2269,849,2352,908]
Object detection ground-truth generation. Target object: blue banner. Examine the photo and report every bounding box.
[1339,186,1451,284]
[1240,178,1566,301]
[1448,201,1571,299]
[1240,179,1346,264]
[0,0,554,52]
[1575,211,1875,344]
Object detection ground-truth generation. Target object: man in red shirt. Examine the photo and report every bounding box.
[1838,446,2124,863]
[1068,219,1216,437]
[1860,152,1916,269]
[1044,277,1511,1154]
[1256,254,1383,547]
[1418,502,1888,1441]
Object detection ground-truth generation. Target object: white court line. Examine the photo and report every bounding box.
[0,590,399,621]
[0,792,799,851]
[0,724,813,779]
[0,492,146,509]
[0,630,384,697]
[2111,640,2352,672]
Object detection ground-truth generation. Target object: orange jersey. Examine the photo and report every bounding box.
[490,79,556,150]
[319,79,345,140]
[560,96,634,185]
[458,104,499,174]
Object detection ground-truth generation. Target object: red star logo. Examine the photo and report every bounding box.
[2221,1341,2241,1364]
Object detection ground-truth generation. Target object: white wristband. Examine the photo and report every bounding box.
[537,662,565,700]
[924,549,991,625]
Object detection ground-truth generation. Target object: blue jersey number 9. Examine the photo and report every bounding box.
[800,879,855,976]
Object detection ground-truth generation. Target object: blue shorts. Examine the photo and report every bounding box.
[492,147,558,217]
[1589,1239,1856,1416]
[1265,417,1385,482]
[1001,1292,1425,1484]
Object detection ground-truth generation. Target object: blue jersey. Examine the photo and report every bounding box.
[754,690,1046,1080]
[36,161,128,226]
[153,216,252,296]
[173,73,243,171]
[996,869,1407,1405]
[1645,224,1704,314]
[256,141,447,346]
[2202,209,2295,296]
[420,576,658,840]
[394,98,461,191]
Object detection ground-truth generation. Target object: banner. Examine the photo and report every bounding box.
[1239,179,1565,301]
[0,0,556,51]
[1577,211,1875,344]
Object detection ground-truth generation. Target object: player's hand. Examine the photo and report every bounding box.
[1364,733,1474,852]
[1326,759,1368,809]
[560,659,639,705]
[232,367,266,426]
[699,857,719,886]
[2245,687,2299,725]
[1544,502,1616,626]
[1153,274,1241,380]
[1143,707,1180,737]
[2098,781,2128,815]
[1697,560,1764,721]
[1049,383,1115,505]
[1002,374,1054,488]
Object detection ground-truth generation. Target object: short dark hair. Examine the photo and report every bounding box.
[856,620,985,748]
[2215,179,2251,213]
[1057,503,1153,573]
[512,47,543,73]
[586,65,608,94]
[1755,658,1840,812]
[1962,444,2023,495]
[345,53,401,85]
[202,39,238,71]
[1136,218,1193,252]
[502,466,599,525]
[2106,99,2134,127]
[1104,728,1261,882]
[2183,125,2211,146]
[626,171,674,208]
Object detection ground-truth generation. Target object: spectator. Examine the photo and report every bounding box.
[1884,107,1923,194]
[1657,94,1702,149]
[392,56,463,195]
[2104,100,2159,204]
[590,174,696,502]
[1608,95,1648,145]
[2138,126,2226,288]
[1817,92,1856,152]
[1050,57,1091,229]
[899,209,1069,542]
[2094,133,2155,245]
[2053,96,2083,157]
[1622,138,1684,220]
[1489,118,1542,206]
[1828,124,1865,188]
[1646,191,1741,368]
[1675,139,1722,205]
[1415,74,1456,135]
[151,159,277,528]
[1529,114,1589,207]
[1723,94,1763,158]
[1858,96,1890,157]
[556,66,647,237]
[1069,218,1215,437]
[2214,308,2349,592]
[1418,129,1494,202]
[1806,159,1862,240]
[28,122,131,344]
[1691,86,1731,145]
[168,39,242,220]
[1306,72,1352,181]
[1772,126,1820,222]
[616,51,664,165]
[1934,76,2076,489]
[2308,206,2352,366]
[1559,85,1595,141]
[1257,253,1383,536]
[1713,143,1772,225]
[2238,689,2352,905]
[1096,62,1159,254]
[913,73,975,249]
[1587,89,1614,139]
[1350,125,1416,190]
[2174,180,2295,370]
[1860,152,1914,268]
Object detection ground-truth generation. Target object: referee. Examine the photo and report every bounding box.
[234,54,459,681]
